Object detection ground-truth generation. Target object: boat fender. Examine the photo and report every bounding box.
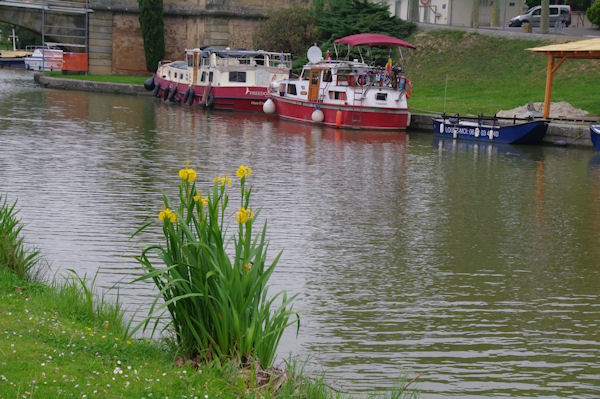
[405,79,412,99]
[263,98,276,114]
[453,127,458,139]
[163,85,171,101]
[205,92,214,108]
[144,76,155,91]
[153,83,161,97]
[168,87,178,102]
[440,123,444,133]
[474,127,480,138]
[201,85,212,107]
[183,88,191,104]
[335,110,343,127]
[187,90,195,106]
[311,106,324,123]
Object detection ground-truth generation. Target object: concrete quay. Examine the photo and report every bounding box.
[34,73,596,148]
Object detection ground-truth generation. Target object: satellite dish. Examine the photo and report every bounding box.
[307,45,323,63]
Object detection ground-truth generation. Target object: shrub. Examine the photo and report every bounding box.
[0,194,41,280]
[133,163,298,369]
[588,0,600,26]
[138,0,165,72]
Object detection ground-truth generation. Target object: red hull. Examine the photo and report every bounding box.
[272,96,410,130]
[154,77,268,112]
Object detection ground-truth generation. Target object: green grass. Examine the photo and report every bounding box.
[44,71,149,85]
[405,30,600,116]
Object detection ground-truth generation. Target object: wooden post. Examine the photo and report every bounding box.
[543,54,554,118]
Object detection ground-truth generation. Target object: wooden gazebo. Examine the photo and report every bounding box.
[527,38,600,118]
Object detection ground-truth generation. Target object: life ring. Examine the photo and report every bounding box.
[405,79,413,99]
[420,0,430,5]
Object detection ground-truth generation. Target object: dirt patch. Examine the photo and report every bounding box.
[497,101,589,119]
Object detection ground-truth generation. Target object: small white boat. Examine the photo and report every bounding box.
[24,46,63,71]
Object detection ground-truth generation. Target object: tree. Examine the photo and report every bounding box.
[588,0,600,25]
[253,8,319,58]
[138,0,165,73]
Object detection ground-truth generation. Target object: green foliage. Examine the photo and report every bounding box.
[313,0,416,44]
[406,30,600,116]
[587,0,600,25]
[0,23,42,49]
[254,8,319,57]
[133,164,298,369]
[138,0,165,72]
[0,194,41,280]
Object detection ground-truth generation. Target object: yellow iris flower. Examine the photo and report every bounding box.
[158,207,177,222]
[235,207,254,224]
[178,161,197,183]
[236,165,252,179]
[214,172,231,187]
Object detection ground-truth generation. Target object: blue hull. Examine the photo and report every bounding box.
[433,118,548,144]
[590,125,600,151]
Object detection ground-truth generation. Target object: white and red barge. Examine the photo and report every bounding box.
[263,34,416,130]
[145,47,292,112]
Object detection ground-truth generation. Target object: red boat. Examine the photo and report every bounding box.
[146,47,292,112]
[263,33,416,130]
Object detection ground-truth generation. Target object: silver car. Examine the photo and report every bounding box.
[509,5,572,27]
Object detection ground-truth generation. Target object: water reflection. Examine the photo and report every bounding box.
[0,69,599,398]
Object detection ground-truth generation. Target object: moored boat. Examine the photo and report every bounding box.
[0,50,32,69]
[590,125,600,151]
[147,47,292,112]
[432,115,548,144]
[263,33,416,130]
[24,46,63,71]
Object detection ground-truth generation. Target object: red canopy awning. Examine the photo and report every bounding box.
[334,33,416,49]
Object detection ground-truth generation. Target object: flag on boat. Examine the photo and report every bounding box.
[385,57,392,75]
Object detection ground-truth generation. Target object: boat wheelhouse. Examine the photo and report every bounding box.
[263,33,415,130]
[147,47,292,112]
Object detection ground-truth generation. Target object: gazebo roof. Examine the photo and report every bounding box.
[527,38,600,59]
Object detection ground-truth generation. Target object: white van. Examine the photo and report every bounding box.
[509,5,572,27]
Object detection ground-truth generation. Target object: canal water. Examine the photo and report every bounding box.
[1,69,598,398]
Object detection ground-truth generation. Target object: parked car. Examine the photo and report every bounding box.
[509,5,572,27]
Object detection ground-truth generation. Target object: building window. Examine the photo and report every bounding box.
[229,71,247,82]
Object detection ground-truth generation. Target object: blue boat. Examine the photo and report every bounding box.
[432,116,548,144]
[590,125,600,151]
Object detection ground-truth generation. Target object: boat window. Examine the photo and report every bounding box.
[229,71,247,82]
[209,72,214,83]
[287,84,297,95]
[328,91,347,100]
[279,83,286,95]
[300,69,310,80]
[323,70,332,82]
[337,69,352,85]
[187,54,193,67]
[376,92,387,101]
[201,71,206,82]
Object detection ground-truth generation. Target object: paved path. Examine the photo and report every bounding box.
[417,22,600,42]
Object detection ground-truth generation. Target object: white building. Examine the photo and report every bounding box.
[376,0,527,28]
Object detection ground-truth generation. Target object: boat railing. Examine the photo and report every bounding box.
[440,113,547,126]
[336,68,407,91]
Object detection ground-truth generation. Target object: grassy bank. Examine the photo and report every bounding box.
[405,30,600,116]
[0,268,347,398]
[45,71,149,85]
